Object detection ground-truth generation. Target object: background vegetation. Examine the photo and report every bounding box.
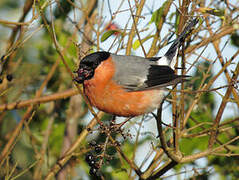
[0,0,239,179]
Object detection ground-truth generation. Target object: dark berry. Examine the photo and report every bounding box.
[89,141,97,147]
[88,160,96,167]
[0,79,2,84]
[85,153,94,163]
[95,146,102,153]
[89,167,98,176]
[6,74,13,82]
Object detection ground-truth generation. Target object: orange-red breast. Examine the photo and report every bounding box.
[75,19,198,117]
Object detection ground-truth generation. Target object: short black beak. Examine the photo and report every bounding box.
[74,76,84,84]
[73,69,84,84]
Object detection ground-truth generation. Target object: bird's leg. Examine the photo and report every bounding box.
[110,115,116,125]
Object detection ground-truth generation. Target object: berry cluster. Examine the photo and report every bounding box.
[85,141,102,177]
[85,153,99,176]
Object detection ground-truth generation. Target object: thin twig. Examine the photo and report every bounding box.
[126,0,145,55]
[208,62,239,148]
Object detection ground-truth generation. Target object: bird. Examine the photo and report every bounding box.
[74,19,198,117]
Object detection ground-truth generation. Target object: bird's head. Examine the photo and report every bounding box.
[74,51,110,83]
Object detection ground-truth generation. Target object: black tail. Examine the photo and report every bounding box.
[165,18,199,61]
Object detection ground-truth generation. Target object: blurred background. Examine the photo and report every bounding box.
[0,0,239,179]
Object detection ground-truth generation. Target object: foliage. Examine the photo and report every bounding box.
[0,0,239,180]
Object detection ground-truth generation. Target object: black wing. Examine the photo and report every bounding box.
[124,65,189,91]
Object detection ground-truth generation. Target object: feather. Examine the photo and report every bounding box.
[121,65,189,91]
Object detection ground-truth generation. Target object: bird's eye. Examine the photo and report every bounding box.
[84,61,93,66]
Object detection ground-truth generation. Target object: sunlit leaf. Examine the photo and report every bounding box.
[132,35,154,50]
[149,1,169,26]
[101,30,121,42]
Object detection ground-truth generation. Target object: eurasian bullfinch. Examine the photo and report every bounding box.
[75,19,198,117]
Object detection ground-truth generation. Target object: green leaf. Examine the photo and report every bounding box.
[149,1,168,26]
[132,35,154,50]
[180,136,209,155]
[101,30,121,42]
